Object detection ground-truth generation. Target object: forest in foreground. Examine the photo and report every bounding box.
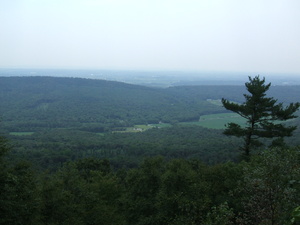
[1,144,300,225]
[1,76,300,224]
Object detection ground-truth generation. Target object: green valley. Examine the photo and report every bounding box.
[1,76,300,225]
[0,76,299,169]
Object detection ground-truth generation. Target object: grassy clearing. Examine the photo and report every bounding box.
[114,113,246,133]
[9,132,34,136]
[113,123,173,133]
[114,125,154,133]
[181,113,247,129]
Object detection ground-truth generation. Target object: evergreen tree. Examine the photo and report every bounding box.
[222,76,300,157]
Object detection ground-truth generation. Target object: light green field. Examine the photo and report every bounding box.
[9,132,34,136]
[199,113,246,129]
[114,124,154,133]
[117,113,246,133]
[181,113,247,129]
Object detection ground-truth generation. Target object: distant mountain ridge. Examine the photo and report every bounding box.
[0,76,222,132]
[1,76,299,133]
[2,69,300,87]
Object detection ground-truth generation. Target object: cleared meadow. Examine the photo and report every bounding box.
[120,113,247,132]
[181,113,246,129]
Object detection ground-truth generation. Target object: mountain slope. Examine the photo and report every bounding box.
[0,77,222,132]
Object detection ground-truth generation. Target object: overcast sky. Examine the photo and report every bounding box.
[1,0,300,74]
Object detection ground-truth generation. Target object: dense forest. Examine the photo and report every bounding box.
[1,76,299,132]
[1,76,300,224]
[0,77,223,132]
[1,77,300,168]
[1,137,300,224]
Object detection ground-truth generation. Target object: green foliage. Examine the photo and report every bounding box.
[2,76,300,225]
[235,147,300,224]
[222,76,300,157]
[0,134,40,225]
[156,159,211,225]
[1,141,299,225]
[120,158,242,225]
[0,135,9,159]
[291,206,300,224]
[0,161,40,225]
[204,162,244,206]
[2,76,300,170]
[74,158,111,178]
[204,202,234,225]
[0,77,222,132]
[8,125,242,170]
[40,160,124,225]
[121,157,165,225]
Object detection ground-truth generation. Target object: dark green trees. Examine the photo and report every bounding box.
[40,159,124,225]
[222,76,300,157]
[235,147,300,224]
[0,135,40,225]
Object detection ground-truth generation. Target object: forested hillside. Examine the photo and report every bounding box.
[0,77,223,132]
[1,76,299,132]
[1,76,300,169]
[1,76,300,224]
[9,126,243,170]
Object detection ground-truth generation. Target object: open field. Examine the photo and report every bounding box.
[117,113,246,133]
[113,125,153,133]
[181,113,246,129]
[7,113,241,136]
[9,112,293,135]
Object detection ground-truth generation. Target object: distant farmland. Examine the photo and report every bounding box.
[181,113,246,129]
[118,113,246,132]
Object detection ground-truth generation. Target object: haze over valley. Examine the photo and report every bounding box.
[1,68,300,87]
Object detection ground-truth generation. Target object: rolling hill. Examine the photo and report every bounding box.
[0,76,224,132]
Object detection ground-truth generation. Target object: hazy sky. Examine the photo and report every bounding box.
[1,0,300,74]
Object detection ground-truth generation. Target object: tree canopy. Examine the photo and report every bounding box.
[222,76,300,157]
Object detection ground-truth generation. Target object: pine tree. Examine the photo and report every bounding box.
[222,76,300,157]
